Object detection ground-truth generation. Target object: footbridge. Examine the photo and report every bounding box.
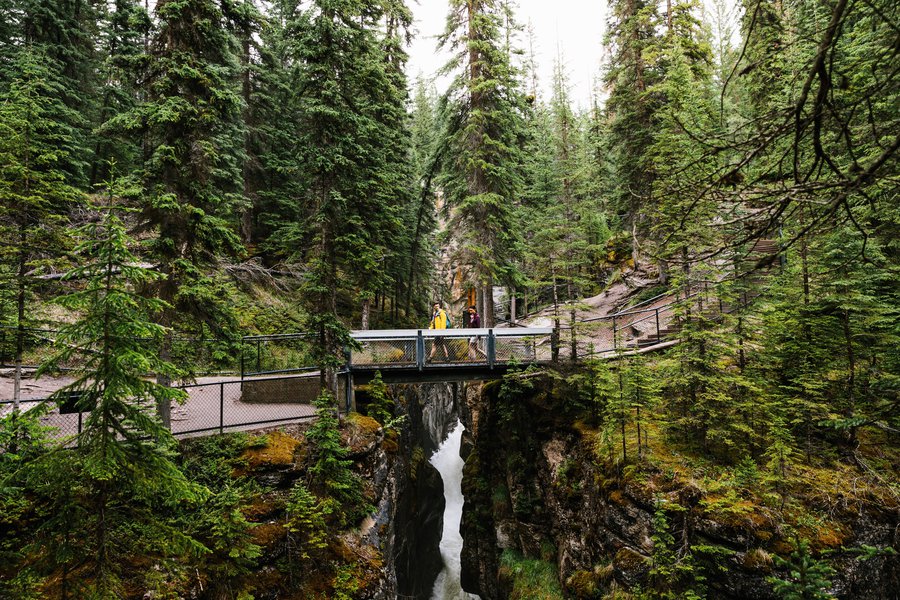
[346,327,555,384]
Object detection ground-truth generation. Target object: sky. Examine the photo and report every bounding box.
[406,0,609,110]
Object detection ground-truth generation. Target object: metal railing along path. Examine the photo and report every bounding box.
[0,374,319,442]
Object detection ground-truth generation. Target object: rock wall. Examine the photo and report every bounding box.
[234,380,458,599]
[457,377,900,600]
[393,382,460,598]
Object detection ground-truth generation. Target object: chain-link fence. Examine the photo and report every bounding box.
[0,374,321,443]
[351,333,418,367]
[240,334,318,377]
[1,326,246,376]
[348,328,555,369]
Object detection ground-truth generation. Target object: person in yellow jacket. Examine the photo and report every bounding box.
[428,301,450,361]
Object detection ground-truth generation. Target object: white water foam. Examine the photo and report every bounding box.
[429,419,481,600]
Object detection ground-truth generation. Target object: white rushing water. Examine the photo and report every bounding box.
[430,419,481,600]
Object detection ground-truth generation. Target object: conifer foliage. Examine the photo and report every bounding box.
[0,48,83,406]
[0,0,896,595]
[20,173,202,597]
[438,0,527,326]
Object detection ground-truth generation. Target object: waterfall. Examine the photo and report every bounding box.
[429,419,480,600]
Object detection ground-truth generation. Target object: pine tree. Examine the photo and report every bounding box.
[438,0,527,326]
[24,170,203,597]
[0,48,83,407]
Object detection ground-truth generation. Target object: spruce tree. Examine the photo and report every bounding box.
[438,0,527,326]
[403,78,442,319]
[23,171,203,597]
[0,48,83,407]
[104,0,246,424]
[0,0,99,186]
[91,0,152,183]
[602,0,660,265]
[273,0,408,388]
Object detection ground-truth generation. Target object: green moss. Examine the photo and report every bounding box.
[410,445,425,481]
[567,570,601,598]
[499,550,565,600]
[613,548,649,572]
[492,483,510,513]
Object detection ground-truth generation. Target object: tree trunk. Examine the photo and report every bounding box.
[156,331,173,429]
[361,298,370,330]
[482,280,494,328]
[551,262,561,360]
[13,243,26,410]
[240,24,253,243]
[567,265,577,362]
[841,309,856,444]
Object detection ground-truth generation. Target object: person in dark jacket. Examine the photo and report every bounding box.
[467,306,484,359]
[467,306,481,328]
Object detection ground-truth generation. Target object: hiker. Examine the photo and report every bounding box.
[467,305,481,328]
[428,301,450,361]
[467,305,485,360]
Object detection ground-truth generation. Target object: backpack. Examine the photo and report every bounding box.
[446,312,452,328]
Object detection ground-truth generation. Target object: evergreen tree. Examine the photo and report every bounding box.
[767,540,836,600]
[283,480,328,578]
[268,0,410,386]
[0,0,99,186]
[602,0,660,264]
[252,0,311,255]
[90,0,152,184]
[307,392,368,527]
[105,0,247,424]
[23,172,203,596]
[371,0,416,327]
[403,78,442,319]
[438,0,527,326]
[0,48,83,407]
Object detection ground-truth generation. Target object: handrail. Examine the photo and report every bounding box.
[350,327,553,339]
[578,290,698,324]
[619,291,670,312]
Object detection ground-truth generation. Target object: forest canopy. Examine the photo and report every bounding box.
[0,0,897,596]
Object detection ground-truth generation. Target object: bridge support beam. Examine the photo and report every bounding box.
[487,329,495,369]
[416,330,425,371]
[343,371,355,414]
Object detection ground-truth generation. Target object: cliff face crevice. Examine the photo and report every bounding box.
[457,376,900,600]
[233,381,459,599]
[393,382,461,598]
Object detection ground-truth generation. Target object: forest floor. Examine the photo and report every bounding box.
[522,267,663,327]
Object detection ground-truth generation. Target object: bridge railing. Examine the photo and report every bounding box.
[348,328,554,370]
